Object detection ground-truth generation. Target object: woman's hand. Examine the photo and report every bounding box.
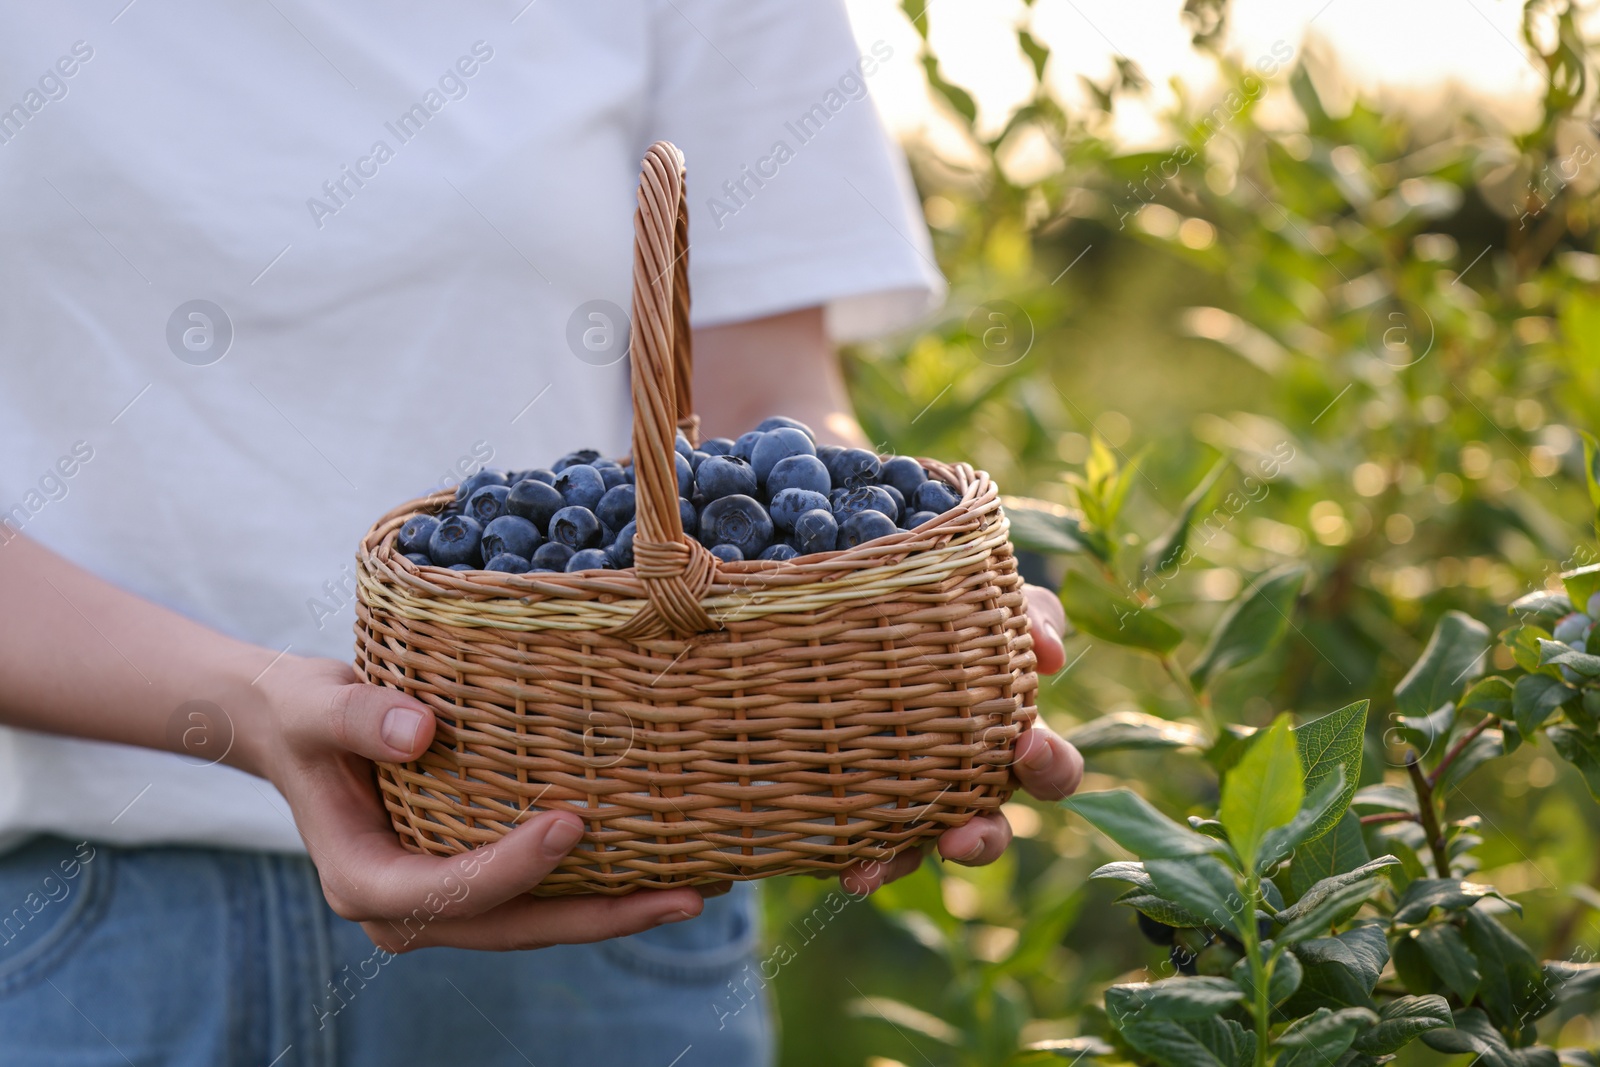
[840,583,1084,894]
[246,655,707,952]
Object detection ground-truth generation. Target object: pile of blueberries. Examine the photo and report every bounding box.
[394,416,963,574]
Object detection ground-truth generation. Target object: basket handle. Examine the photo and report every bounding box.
[610,142,718,641]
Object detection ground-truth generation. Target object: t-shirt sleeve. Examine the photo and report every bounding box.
[645,0,946,342]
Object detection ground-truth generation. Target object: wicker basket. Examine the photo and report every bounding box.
[353,142,1038,895]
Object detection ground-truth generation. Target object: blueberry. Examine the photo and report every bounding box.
[675,452,695,497]
[592,458,622,471]
[913,479,961,514]
[816,445,845,473]
[523,468,557,486]
[553,449,600,473]
[600,466,629,490]
[484,552,531,573]
[879,456,928,500]
[793,509,838,555]
[454,469,508,502]
[754,415,815,441]
[549,506,602,549]
[465,485,510,524]
[701,437,736,456]
[482,515,542,559]
[566,548,612,571]
[827,448,881,488]
[759,543,799,561]
[695,455,759,500]
[448,563,475,571]
[766,454,831,497]
[709,544,744,563]
[674,433,694,462]
[1590,593,1600,617]
[733,431,763,461]
[902,509,939,530]
[397,513,441,556]
[428,514,483,567]
[506,479,565,531]
[751,428,817,485]
[690,450,711,471]
[679,498,699,538]
[554,464,606,511]
[1555,612,1590,644]
[699,494,775,558]
[532,541,576,570]
[878,484,905,521]
[770,488,831,531]
[1137,912,1177,946]
[403,552,432,567]
[609,521,636,567]
[596,484,637,531]
[834,485,898,522]
[840,510,898,548]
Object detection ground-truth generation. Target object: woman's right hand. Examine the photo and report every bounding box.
[244,654,706,952]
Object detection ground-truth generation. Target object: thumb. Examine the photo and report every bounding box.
[322,683,437,762]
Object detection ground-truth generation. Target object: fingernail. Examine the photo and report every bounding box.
[543,816,584,855]
[1022,736,1054,771]
[958,841,986,863]
[382,708,424,753]
[1041,620,1061,644]
[655,908,695,926]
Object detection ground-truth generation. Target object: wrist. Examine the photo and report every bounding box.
[213,645,297,781]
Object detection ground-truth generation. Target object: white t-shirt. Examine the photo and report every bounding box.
[0,1,941,853]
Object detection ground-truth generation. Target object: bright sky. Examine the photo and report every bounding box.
[845,0,1551,153]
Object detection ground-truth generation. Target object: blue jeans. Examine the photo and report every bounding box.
[0,836,771,1066]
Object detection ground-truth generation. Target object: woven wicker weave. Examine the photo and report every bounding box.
[354,142,1038,895]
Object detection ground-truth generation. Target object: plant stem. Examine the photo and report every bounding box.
[1160,654,1218,741]
[1427,716,1494,790]
[1405,750,1452,879]
[1236,868,1272,1067]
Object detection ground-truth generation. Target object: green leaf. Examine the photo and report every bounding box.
[1147,856,1242,934]
[1119,1018,1251,1067]
[1141,459,1228,581]
[1538,638,1600,677]
[1509,589,1576,626]
[1115,888,1207,928]
[1089,860,1153,888]
[1548,725,1600,800]
[1394,702,1457,755]
[1579,430,1600,513]
[1060,571,1183,653]
[1392,878,1519,923]
[1274,1006,1377,1059]
[1259,766,1346,871]
[1544,959,1600,1002]
[1351,994,1453,1054]
[1435,727,1508,796]
[1394,611,1490,718]
[1062,789,1224,859]
[1001,496,1108,560]
[1281,924,1390,1017]
[1288,810,1372,900]
[1219,715,1303,871]
[1275,858,1400,942]
[1104,976,1244,1024]
[1515,674,1576,735]
[1462,909,1548,1031]
[1350,784,1417,815]
[1188,565,1305,690]
[1292,700,1368,843]
[1421,1007,1516,1066]
[1016,28,1050,82]
[1063,711,1206,756]
[1411,923,1481,1001]
[1562,564,1600,612]
[847,995,961,1046]
[1460,676,1515,719]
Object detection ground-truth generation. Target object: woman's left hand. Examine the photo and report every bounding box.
[841,583,1084,894]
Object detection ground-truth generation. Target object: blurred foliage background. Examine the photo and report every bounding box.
[763,0,1600,1063]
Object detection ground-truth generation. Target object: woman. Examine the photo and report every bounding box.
[0,3,1081,1063]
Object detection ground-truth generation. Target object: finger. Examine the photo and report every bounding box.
[314,681,438,762]
[1012,720,1084,801]
[309,805,595,923]
[1024,584,1067,674]
[936,810,1013,866]
[364,886,706,953]
[840,846,924,896]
